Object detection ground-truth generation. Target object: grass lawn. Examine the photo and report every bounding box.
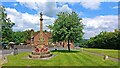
[3,50,118,66]
[0,58,3,66]
[83,48,119,59]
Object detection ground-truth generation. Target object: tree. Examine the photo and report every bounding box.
[0,6,15,43]
[50,11,84,52]
[85,29,120,50]
[12,30,31,45]
[46,25,53,32]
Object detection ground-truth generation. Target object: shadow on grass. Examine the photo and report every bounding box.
[51,50,80,53]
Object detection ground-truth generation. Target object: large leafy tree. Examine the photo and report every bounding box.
[50,11,84,52]
[0,6,15,43]
[85,29,120,50]
[12,30,31,45]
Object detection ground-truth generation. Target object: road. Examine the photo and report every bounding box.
[0,50,2,59]
[0,47,66,55]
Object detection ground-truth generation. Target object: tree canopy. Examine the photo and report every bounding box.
[11,30,31,45]
[84,29,120,50]
[49,11,84,51]
[0,6,15,43]
[0,6,31,45]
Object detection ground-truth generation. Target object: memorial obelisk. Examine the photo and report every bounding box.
[39,12,44,47]
[29,12,52,58]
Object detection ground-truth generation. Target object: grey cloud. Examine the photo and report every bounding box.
[17,2,72,17]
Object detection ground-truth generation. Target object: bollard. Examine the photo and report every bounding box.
[55,48,57,51]
[14,48,18,55]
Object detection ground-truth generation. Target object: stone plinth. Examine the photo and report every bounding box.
[29,46,52,59]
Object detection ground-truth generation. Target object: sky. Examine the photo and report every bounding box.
[1,1,119,39]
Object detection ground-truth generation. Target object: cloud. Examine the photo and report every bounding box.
[13,3,18,6]
[6,7,118,39]
[5,8,55,31]
[17,2,44,10]
[16,1,72,17]
[113,6,118,9]
[57,4,72,13]
[119,15,120,30]
[5,2,118,39]
[57,2,67,6]
[78,12,83,17]
[2,0,120,2]
[80,0,101,10]
[43,2,58,17]
[5,2,73,31]
[83,15,118,39]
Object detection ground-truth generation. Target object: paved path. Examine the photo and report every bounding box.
[0,50,3,66]
[83,49,120,62]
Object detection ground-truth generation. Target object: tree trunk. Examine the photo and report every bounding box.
[68,39,70,52]
[62,41,64,47]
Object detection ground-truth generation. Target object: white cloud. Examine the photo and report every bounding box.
[83,15,118,39]
[16,0,47,2]
[18,2,44,10]
[2,0,120,2]
[5,8,55,31]
[78,12,83,17]
[119,15,120,30]
[80,0,101,10]
[57,2,67,6]
[5,2,118,39]
[58,4,72,13]
[113,6,118,9]
[5,2,73,31]
[13,3,18,6]
[16,1,72,17]
[23,28,33,31]
[6,7,118,39]
[16,2,55,17]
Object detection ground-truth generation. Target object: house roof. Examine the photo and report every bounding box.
[33,32,51,38]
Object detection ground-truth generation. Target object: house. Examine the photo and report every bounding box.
[27,31,51,46]
[56,41,74,48]
[27,31,74,48]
